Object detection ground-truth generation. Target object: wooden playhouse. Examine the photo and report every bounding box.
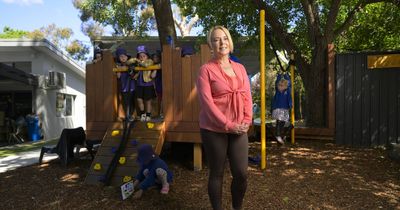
[83,43,336,186]
[84,44,210,186]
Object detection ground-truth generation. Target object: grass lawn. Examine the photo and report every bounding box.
[0,138,58,158]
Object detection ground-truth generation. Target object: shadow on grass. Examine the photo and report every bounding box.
[0,138,58,158]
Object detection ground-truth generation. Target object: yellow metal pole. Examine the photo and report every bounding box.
[260,10,266,169]
[290,53,295,144]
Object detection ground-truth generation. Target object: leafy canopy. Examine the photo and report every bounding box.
[0,24,90,62]
[0,27,29,39]
[73,0,155,36]
[176,0,400,56]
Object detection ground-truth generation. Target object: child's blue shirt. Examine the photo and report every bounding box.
[272,89,292,110]
[135,157,173,190]
[272,73,292,110]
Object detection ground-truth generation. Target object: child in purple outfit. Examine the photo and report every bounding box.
[134,45,157,122]
[115,48,136,121]
[132,144,173,199]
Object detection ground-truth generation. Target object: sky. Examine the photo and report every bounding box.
[0,0,203,44]
[0,0,91,44]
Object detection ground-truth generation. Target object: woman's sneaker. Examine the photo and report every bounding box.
[160,183,169,194]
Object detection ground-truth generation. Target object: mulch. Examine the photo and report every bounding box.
[0,140,399,210]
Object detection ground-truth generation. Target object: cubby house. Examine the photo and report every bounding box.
[84,42,338,186]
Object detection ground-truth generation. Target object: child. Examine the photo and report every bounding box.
[132,144,173,199]
[92,48,103,63]
[152,52,163,118]
[271,73,292,144]
[134,45,156,122]
[115,48,136,121]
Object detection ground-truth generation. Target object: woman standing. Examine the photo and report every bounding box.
[196,26,253,210]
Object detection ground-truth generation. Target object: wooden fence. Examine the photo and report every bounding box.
[336,52,400,146]
[85,50,119,141]
[161,44,211,143]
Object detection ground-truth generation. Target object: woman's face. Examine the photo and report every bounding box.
[211,29,230,58]
[138,52,148,61]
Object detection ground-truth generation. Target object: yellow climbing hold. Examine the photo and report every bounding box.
[111,130,120,136]
[94,163,101,170]
[123,176,132,183]
[119,157,126,165]
[146,122,154,129]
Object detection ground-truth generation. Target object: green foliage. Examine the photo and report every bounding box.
[66,40,90,61]
[1,24,90,62]
[176,0,399,58]
[81,21,105,40]
[26,24,73,48]
[335,2,400,52]
[0,26,28,38]
[73,0,155,36]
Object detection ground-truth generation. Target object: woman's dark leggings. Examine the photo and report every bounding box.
[200,129,248,210]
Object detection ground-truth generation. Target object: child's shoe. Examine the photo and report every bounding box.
[140,114,146,122]
[160,183,169,194]
[276,136,284,145]
[145,116,151,122]
[128,116,135,122]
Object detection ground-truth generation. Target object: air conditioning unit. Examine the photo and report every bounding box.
[47,71,66,89]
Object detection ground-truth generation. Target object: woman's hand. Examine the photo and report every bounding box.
[239,123,250,133]
[232,123,249,135]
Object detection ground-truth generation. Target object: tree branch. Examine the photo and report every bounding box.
[324,0,341,42]
[252,0,311,72]
[334,0,399,38]
[300,0,322,47]
[187,15,199,33]
[252,0,297,53]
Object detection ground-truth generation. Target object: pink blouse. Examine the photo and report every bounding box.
[196,59,253,133]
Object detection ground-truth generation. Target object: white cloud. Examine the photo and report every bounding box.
[2,0,43,6]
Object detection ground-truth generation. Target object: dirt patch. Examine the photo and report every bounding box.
[0,140,399,209]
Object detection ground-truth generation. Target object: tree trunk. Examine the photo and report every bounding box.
[300,43,328,127]
[151,0,177,46]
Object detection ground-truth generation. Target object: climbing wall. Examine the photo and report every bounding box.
[85,121,165,186]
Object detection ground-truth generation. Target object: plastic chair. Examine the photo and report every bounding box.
[7,119,24,144]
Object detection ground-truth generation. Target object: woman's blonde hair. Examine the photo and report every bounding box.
[207,25,234,53]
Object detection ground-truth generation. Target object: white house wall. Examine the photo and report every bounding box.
[0,47,86,140]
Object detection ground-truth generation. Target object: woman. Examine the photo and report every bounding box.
[196,26,253,210]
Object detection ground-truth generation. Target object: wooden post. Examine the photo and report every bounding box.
[327,44,335,130]
[193,143,202,171]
